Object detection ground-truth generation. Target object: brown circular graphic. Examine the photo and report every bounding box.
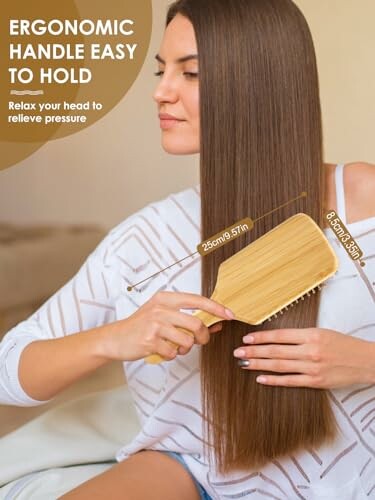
[0,0,152,170]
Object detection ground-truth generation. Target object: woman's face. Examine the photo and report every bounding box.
[153,14,200,155]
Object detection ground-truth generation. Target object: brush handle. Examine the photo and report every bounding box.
[144,308,224,364]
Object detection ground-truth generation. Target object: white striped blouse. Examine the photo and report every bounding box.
[0,165,374,498]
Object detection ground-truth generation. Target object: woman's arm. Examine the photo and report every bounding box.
[0,223,122,406]
[16,324,111,402]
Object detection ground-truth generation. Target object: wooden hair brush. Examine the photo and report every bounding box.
[145,212,338,364]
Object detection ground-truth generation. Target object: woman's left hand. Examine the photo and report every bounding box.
[233,328,375,388]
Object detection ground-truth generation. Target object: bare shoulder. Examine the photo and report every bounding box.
[346,161,375,185]
[345,161,375,223]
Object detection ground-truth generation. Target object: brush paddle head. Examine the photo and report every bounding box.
[208,212,338,325]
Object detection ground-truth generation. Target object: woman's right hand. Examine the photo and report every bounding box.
[100,291,235,362]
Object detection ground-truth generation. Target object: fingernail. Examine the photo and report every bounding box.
[233,348,246,357]
[238,359,250,367]
[243,335,254,343]
[225,308,235,319]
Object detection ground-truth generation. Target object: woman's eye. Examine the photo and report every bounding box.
[153,71,198,79]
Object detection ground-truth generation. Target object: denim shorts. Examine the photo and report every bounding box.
[159,450,212,500]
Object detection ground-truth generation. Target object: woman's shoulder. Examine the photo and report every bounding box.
[102,184,200,260]
[111,184,199,232]
[325,161,375,224]
[344,161,375,223]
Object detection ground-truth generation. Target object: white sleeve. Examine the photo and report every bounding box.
[0,226,122,407]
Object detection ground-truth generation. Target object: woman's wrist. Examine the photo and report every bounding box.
[359,339,375,384]
[90,321,121,362]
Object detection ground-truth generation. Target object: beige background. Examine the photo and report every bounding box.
[0,0,374,231]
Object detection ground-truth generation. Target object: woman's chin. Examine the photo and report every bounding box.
[161,140,199,155]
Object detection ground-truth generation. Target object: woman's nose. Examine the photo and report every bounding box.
[152,77,178,104]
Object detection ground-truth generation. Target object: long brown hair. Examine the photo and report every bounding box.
[166,0,337,474]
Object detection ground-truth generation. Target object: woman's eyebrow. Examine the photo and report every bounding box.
[155,54,198,64]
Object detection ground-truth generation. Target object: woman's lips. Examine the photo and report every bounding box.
[159,118,185,129]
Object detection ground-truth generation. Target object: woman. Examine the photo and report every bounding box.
[1,0,375,498]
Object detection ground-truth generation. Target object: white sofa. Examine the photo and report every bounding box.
[0,386,141,499]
